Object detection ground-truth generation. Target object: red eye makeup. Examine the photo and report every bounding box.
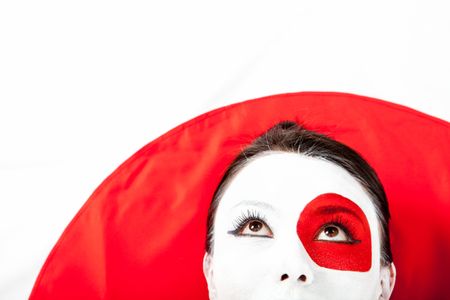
[297,193,372,272]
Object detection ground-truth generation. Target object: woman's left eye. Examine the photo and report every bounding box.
[315,224,352,242]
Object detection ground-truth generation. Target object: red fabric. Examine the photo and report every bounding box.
[30,91,450,300]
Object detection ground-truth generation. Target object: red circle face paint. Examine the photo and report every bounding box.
[297,193,372,272]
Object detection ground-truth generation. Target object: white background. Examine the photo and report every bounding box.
[1,1,449,299]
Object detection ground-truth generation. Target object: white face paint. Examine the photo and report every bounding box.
[204,152,388,300]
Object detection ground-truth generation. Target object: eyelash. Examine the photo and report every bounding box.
[228,209,270,237]
[318,215,360,243]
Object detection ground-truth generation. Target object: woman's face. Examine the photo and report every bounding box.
[204,152,390,300]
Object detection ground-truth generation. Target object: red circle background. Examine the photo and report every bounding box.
[30,91,450,300]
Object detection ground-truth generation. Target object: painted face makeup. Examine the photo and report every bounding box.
[297,193,372,272]
[206,152,383,300]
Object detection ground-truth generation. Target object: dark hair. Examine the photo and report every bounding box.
[206,120,393,266]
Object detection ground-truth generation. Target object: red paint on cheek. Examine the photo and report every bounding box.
[297,193,372,272]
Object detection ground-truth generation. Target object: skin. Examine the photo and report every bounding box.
[204,152,396,300]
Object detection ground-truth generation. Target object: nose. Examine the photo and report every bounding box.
[277,238,314,285]
[280,273,310,283]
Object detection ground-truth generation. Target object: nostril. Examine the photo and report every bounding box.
[298,274,307,282]
[280,274,289,281]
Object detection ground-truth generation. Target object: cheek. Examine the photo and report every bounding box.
[317,270,380,300]
[212,237,274,299]
[297,193,372,272]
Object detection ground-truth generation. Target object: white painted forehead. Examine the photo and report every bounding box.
[219,151,377,219]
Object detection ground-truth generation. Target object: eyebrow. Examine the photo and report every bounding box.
[232,200,276,212]
[316,205,363,222]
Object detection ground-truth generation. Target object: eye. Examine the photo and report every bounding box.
[239,219,273,237]
[315,224,353,243]
[228,209,273,238]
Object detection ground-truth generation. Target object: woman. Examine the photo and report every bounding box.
[30,92,449,300]
[203,121,396,300]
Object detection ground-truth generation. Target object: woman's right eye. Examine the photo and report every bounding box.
[238,219,273,237]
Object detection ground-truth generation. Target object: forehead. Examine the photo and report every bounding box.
[219,152,376,218]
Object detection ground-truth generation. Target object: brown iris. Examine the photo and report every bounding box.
[249,220,263,232]
[324,225,339,237]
